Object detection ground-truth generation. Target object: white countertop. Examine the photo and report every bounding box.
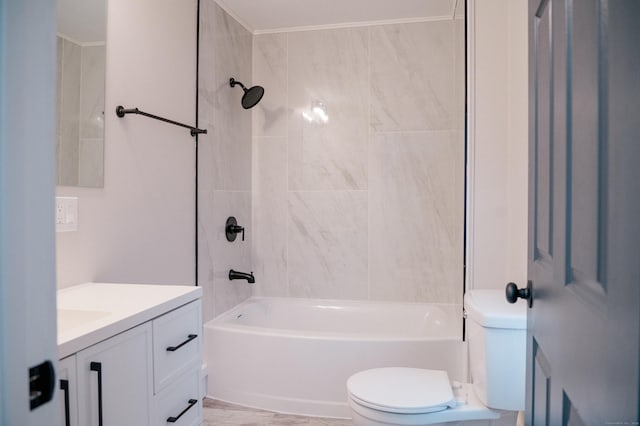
[57,282,202,359]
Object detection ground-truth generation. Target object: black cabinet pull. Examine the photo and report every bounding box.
[166,334,197,352]
[167,398,198,423]
[90,362,103,426]
[60,379,70,426]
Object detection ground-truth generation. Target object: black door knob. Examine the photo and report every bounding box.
[505,281,533,308]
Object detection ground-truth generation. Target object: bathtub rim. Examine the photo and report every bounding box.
[205,296,463,342]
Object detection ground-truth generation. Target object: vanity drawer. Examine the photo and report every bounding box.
[153,368,201,426]
[153,300,201,393]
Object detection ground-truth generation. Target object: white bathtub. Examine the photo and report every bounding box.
[204,297,464,418]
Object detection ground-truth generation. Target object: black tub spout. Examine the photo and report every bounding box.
[229,269,255,284]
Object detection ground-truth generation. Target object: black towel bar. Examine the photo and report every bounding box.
[115,105,207,137]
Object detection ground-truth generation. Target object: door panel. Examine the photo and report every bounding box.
[567,0,608,304]
[534,0,553,260]
[531,339,551,425]
[562,391,586,426]
[527,0,640,424]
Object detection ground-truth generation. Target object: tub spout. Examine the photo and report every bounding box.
[229,269,255,284]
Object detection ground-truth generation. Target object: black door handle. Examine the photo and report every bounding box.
[60,379,70,426]
[505,281,533,308]
[29,360,55,410]
[167,398,198,423]
[90,362,103,426]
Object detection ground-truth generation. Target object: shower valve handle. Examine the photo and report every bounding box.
[225,216,245,242]
[230,225,245,241]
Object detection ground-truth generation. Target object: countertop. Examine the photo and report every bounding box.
[57,282,202,359]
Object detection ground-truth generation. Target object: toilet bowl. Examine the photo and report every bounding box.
[346,290,527,425]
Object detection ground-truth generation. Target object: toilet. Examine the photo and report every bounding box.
[347,289,526,425]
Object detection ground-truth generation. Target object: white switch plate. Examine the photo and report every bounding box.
[55,197,78,232]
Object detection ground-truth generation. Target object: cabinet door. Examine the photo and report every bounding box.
[76,323,153,426]
[58,355,78,426]
[153,300,202,393]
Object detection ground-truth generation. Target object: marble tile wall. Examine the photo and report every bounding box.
[56,38,105,187]
[198,0,253,322]
[78,45,105,187]
[57,37,81,186]
[252,19,465,304]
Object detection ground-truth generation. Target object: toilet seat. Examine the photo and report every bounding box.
[347,368,500,425]
[346,368,456,414]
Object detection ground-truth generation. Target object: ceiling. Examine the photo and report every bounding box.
[55,0,462,43]
[216,0,463,34]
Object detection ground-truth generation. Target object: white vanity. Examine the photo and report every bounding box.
[57,283,203,426]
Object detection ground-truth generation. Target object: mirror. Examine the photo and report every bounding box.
[56,0,106,187]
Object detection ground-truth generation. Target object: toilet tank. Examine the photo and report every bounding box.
[464,290,527,411]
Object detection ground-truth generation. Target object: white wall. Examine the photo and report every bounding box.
[56,0,197,288]
[467,0,528,291]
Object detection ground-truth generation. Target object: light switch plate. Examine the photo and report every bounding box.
[55,197,78,232]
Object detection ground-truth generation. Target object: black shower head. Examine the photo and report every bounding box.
[230,78,264,109]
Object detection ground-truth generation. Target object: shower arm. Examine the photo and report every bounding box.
[115,105,207,137]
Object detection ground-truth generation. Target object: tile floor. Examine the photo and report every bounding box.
[202,398,353,425]
[202,398,522,426]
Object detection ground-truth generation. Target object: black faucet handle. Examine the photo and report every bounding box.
[225,216,245,242]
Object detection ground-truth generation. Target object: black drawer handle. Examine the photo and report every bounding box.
[60,379,70,426]
[90,362,103,426]
[166,334,197,352]
[167,398,198,423]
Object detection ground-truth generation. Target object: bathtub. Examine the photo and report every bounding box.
[204,297,465,418]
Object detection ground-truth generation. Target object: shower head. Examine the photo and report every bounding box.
[229,78,264,109]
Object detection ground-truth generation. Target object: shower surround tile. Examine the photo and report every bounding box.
[198,1,253,321]
[287,28,369,191]
[252,136,288,297]
[79,45,106,140]
[58,37,81,185]
[247,19,465,304]
[370,21,455,132]
[253,33,288,138]
[198,188,252,319]
[78,138,104,187]
[199,0,252,191]
[454,18,466,131]
[369,131,464,304]
[287,191,368,299]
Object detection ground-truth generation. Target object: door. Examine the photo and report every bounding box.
[0,0,60,424]
[527,0,640,424]
[76,323,153,426]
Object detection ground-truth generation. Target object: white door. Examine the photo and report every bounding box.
[526,0,640,423]
[0,0,60,425]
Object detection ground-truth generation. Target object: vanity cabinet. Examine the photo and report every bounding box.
[59,299,202,426]
[77,322,153,426]
[58,355,79,426]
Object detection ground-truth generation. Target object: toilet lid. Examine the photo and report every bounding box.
[347,368,456,414]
